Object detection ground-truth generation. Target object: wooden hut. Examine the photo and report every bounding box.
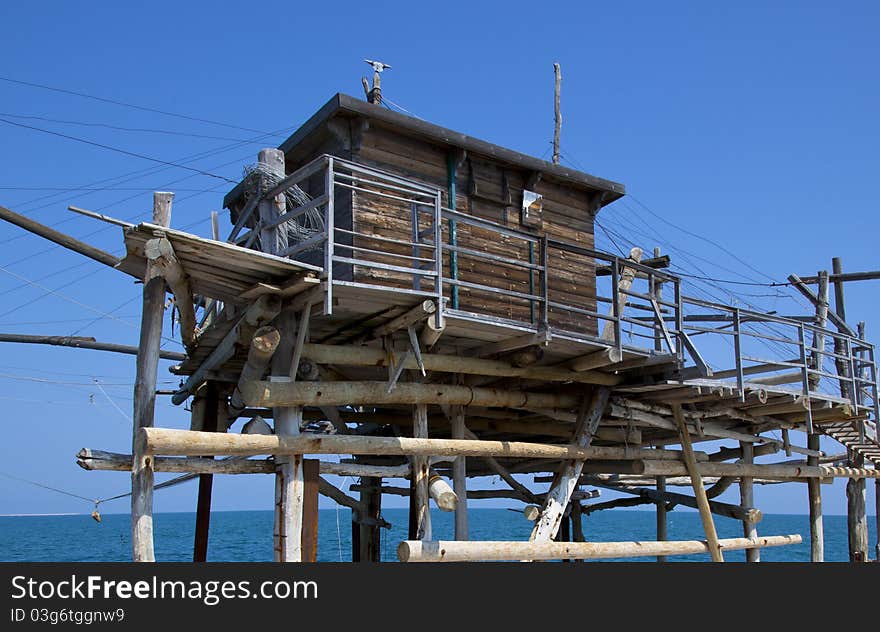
[15,90,873,563]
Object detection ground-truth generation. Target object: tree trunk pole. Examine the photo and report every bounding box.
[412,403,432,540]
[807,433,824,561]
[672,404,723,562]
[272,308,305,562]
[193,381,222,562]
[131,191,173,562]
[451,405,469,540]
[739,441,759,562]
[656,475,667,562]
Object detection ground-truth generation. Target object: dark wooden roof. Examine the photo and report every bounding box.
[225,93,625,209]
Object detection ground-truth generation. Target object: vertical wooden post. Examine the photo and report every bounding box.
[301,459,319,563]
[552,62,562,165]
[193,381,221,562]
[832,258,868,562]
[807,433,824,562]
[257,148,287,256]
[652,246,664,354]
[739,441,759,562]
[131,191,172,562]
[412,403,431,540]
[808,271,830,389]
[451,404,469,540]
[272,308,305,562]
[656,475,667,562]
[556,512,571,562]
[357,476,382,562]
[672,404,723,562]
[846,449,868,562]
[601,247,643,342]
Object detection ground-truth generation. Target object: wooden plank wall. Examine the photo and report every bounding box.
[352,123,599,336]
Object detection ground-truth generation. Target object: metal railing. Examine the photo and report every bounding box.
[226,154,879,436]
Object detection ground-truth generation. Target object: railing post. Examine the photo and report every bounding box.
[611,256,621,354]
[733,308,745,402]
[541,235,550,331]
[674,278,683,360]
[324,156,335,316]
[798,323,814,435]
[434,191,444,328]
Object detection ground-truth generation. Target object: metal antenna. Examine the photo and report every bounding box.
[363,59,391,105]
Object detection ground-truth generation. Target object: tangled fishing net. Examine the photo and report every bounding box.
[243,162,325,251]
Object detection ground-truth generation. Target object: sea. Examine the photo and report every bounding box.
[1,509,875,562]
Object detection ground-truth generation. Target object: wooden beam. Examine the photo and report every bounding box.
[463,428,540,504]
[473,330,551,358]
[596,255,670,276]
[298,342,620,386]
[656,476,667,562]
[144,237,196,350]
[531,388,611,542]
[227,326,280,422]
[257,148,288,256]
[397,535,803,562]
[0,204,120,268]
[372,300,436,339]
[568,348,622,372]
[240,380,609,410]
[594,481,762,523]
[0,333,185,361]
[787,273,856,337]
[131,191,173,563]
[798,270,880,284]
[171,294,282,405]
[138,427,693,462]
[673,403,723,562]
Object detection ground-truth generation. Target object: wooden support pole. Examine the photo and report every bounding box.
[0,333,185,361]
[241,380,612,413]
[257,149,287,256]
[593,481,762,523]
[357,476,382,562]
[298,342,619,386]
[807,433,824,561]
[144,237,196,350]
[227,326,280,422]
[809,271,830,389]
[451,405,468,540]
[739,441,760,562]
[0,204,120,268]
[656,475,667,562]
[398,535,803,563]
[193,381,221,562]
[463,428,539,504]
[412,403,431,540]
[131,191,172,563]
[531,387,611,542]
[846,450,869,562]
[601,247,643,342]
[272,308,304,563]
[672,403,723,562]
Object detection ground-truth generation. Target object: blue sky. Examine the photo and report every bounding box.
[0,0,877,524]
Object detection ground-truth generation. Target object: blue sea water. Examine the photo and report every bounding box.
[0,510,875,562]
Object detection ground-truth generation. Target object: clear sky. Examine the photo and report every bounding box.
[0,0,877,522]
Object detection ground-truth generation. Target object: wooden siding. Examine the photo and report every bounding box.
[352,122,599,336]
